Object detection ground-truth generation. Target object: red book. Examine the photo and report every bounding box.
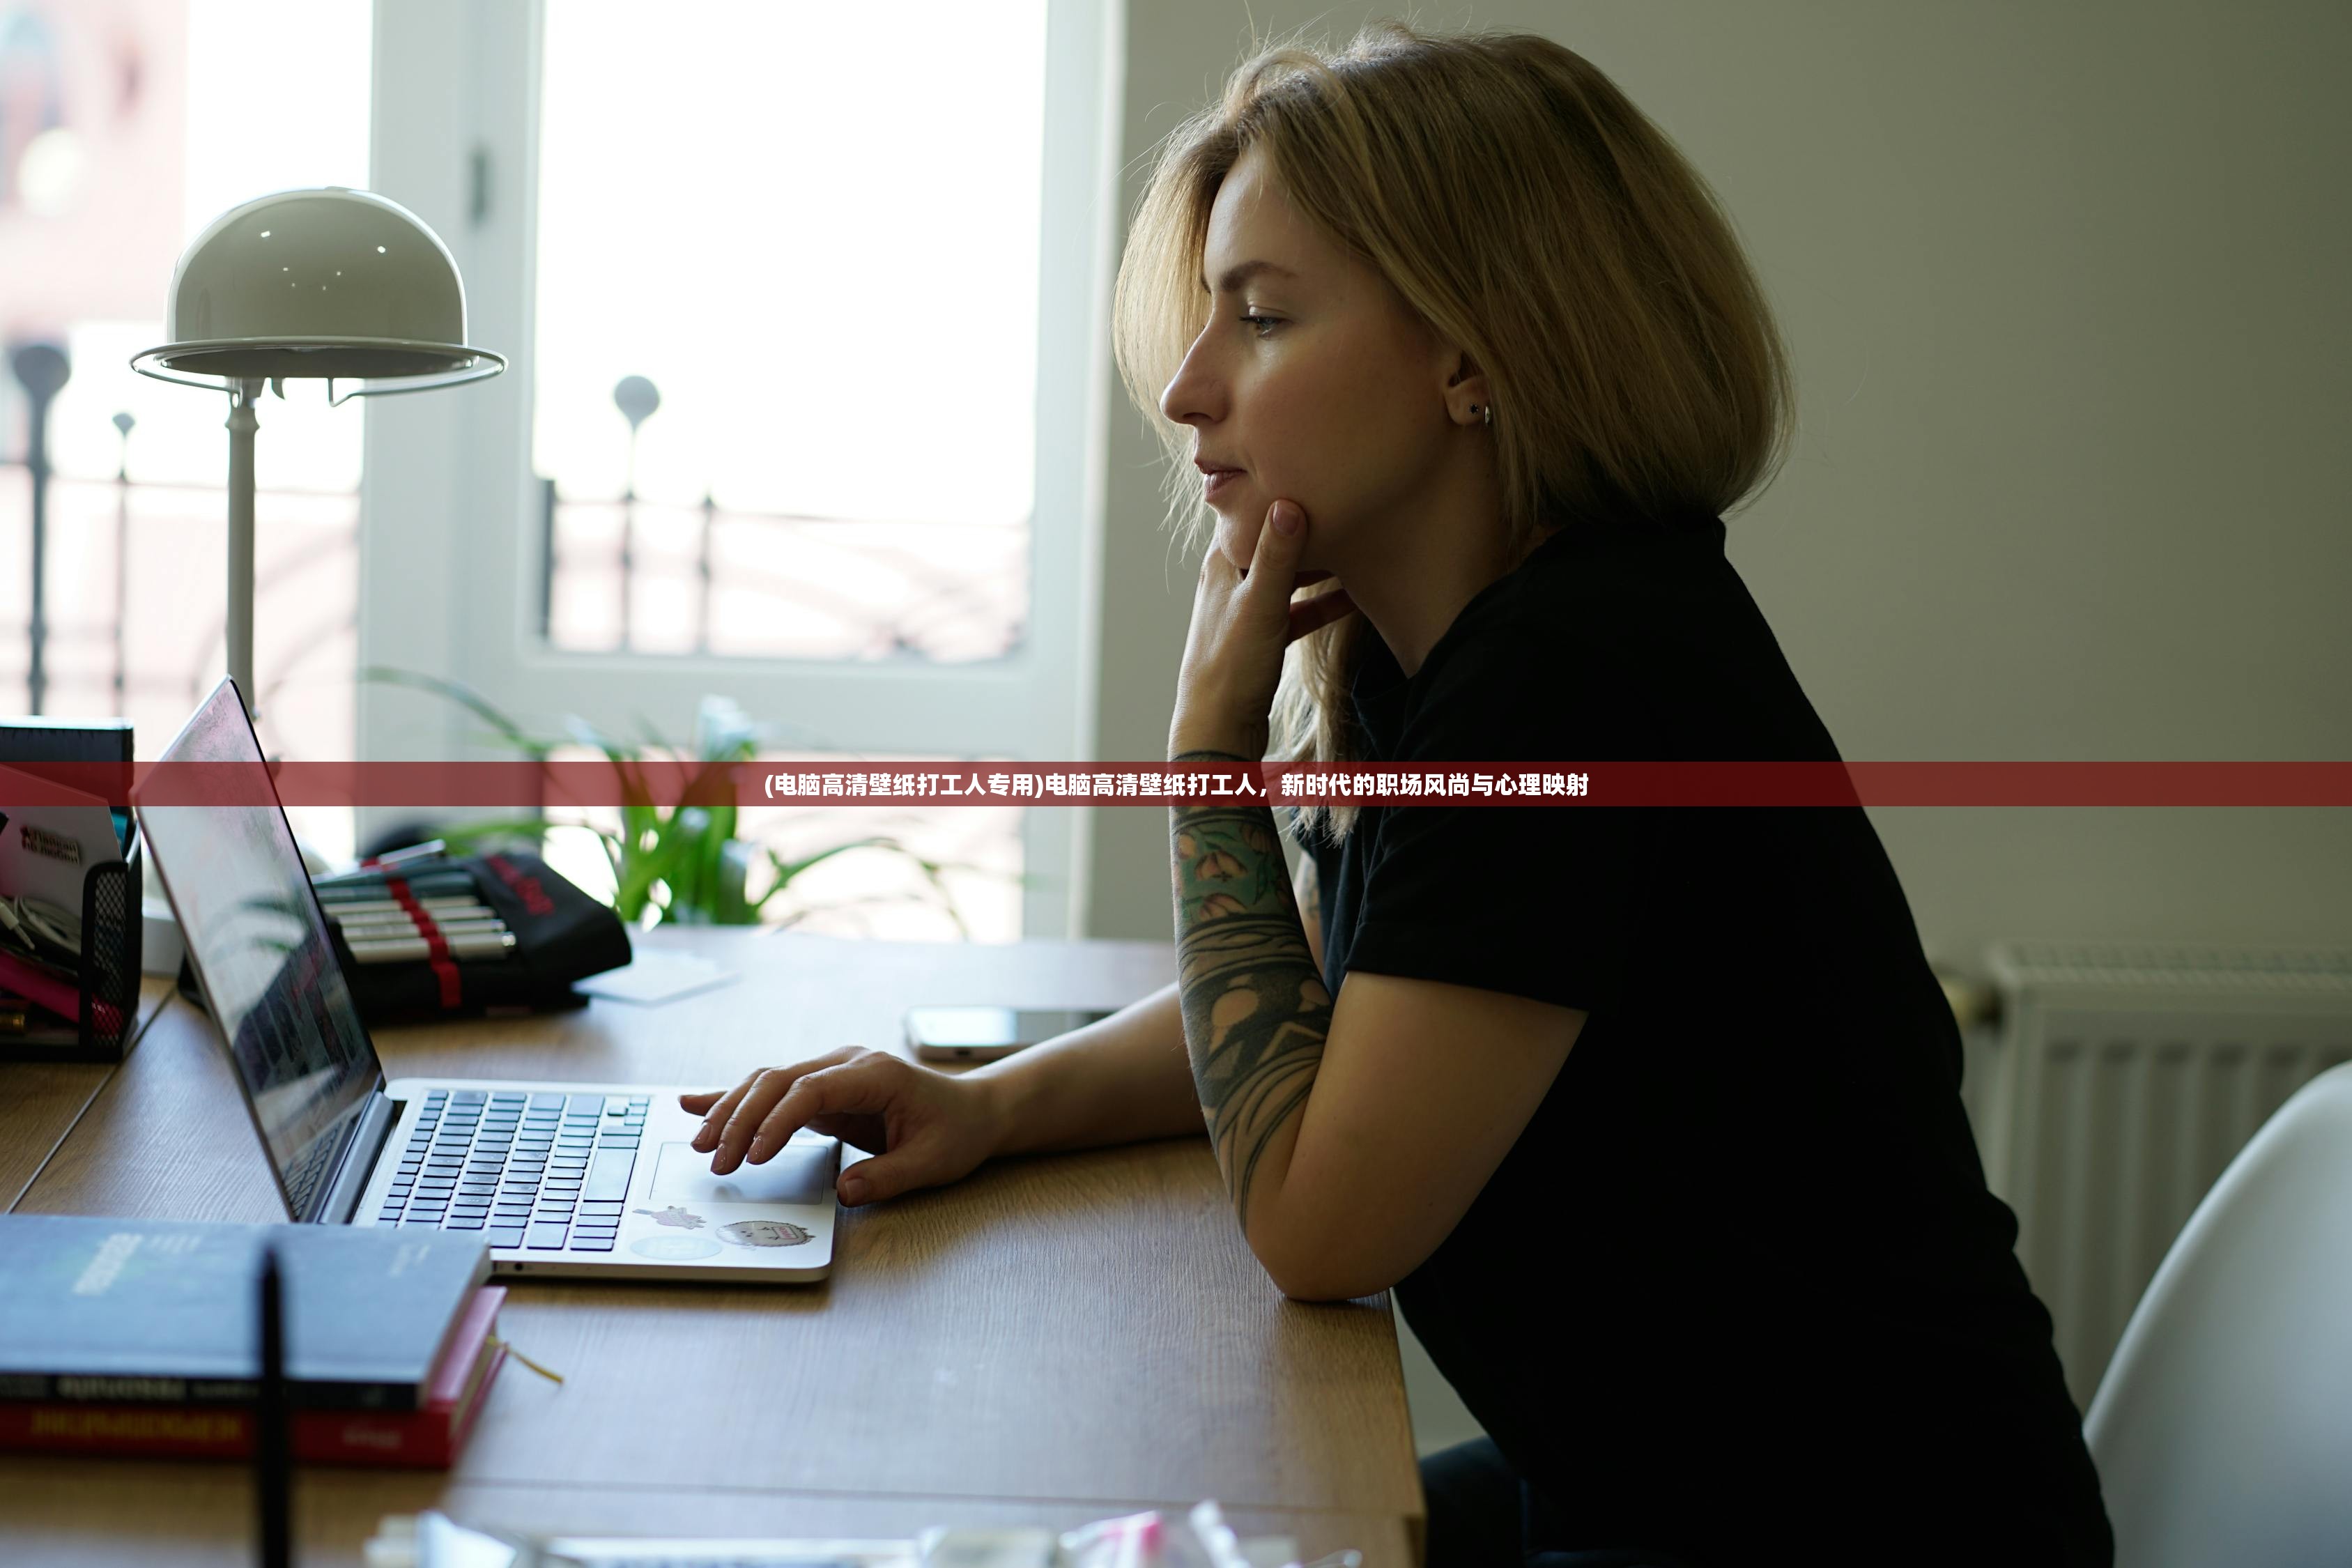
[0,1286,505,1467]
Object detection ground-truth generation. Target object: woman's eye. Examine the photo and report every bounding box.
[1241,312,1282,338]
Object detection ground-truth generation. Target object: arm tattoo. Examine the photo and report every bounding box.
[1169,749,1334,1228]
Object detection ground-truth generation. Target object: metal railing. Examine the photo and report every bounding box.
[5,355,1029,722]
[3,339,360,719]
[0,463,360,718]
[539,482,1029,663]
[537,376,1029,663]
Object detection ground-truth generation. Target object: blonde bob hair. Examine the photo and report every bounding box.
[1112,20,1797,845]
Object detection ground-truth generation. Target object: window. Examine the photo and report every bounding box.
[1,0,371,861]
[532,1,1046,664]
[360,2,1118,939]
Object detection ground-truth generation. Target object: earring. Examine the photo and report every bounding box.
[1482,403,1493,427]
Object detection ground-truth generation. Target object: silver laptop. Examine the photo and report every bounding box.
[134,677,840,1282]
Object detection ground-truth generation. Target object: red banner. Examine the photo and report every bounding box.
[3,760,2348,809]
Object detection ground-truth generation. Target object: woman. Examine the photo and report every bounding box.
[684,22,2111,1566]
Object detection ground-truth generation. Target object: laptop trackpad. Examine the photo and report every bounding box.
[650,1139,837,1207]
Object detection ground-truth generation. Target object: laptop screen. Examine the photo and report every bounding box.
[135,679,382,1221]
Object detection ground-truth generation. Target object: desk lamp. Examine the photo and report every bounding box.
[132,187,505,718]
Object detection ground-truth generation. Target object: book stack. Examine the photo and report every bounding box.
[0,1214,507,1467]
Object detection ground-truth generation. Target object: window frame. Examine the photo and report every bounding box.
[357,0,1123,937]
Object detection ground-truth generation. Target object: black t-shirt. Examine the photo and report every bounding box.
[1296,511,2112,1565]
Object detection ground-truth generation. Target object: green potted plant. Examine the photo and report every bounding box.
[361,668,994,933]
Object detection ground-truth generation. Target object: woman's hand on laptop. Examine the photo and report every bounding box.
[682,1047,997,1206]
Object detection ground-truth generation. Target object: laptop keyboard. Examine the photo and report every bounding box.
[375,1089,648,1252]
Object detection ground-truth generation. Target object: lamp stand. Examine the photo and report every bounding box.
[225,377,261,720]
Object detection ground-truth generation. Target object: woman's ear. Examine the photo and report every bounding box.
[1441,350,1491,427]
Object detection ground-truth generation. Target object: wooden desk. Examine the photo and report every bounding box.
[2,930,1423,1566]
[0,976,178,1209]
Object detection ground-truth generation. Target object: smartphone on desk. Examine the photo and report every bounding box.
[905,1006,1114,1062]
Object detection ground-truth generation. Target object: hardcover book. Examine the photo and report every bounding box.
[0,1285,509,1466]
[0,1214,489,1410]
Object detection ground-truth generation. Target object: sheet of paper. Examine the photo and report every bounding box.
[576,949,737,1006]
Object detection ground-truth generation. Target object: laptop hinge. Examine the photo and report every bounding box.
[315,1091,399,1225]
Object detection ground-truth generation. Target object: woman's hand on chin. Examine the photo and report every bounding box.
[1170,499,1357,760]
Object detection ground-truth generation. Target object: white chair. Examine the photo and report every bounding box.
[2084,1061,2352,1566]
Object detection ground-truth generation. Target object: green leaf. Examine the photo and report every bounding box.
[632,714,675,755]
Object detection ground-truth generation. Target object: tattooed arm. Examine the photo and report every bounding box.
[1170,749,1337,1236]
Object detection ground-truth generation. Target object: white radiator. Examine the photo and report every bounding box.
[1966,941,2352,1411]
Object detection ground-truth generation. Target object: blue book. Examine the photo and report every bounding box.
[0,1215,489,1411]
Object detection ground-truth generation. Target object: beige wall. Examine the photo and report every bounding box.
[1080,0,2352,974]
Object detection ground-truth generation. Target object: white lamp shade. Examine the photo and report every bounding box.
[132,187,504,396]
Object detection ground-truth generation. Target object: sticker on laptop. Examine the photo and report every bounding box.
[634,1204,705,1230]
[716,1219,813,1249]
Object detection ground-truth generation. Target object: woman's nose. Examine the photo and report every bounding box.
[1160,333,1224,428]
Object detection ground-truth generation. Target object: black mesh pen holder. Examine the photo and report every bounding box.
[0,825,143,1063]
[77,827,144,1059]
